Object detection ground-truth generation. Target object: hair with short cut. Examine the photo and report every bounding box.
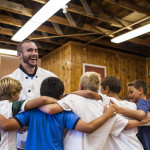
[128,80,147,95]
[17,40,35,53]
[0,77,22,100]
[101,76,121,94]
[79,72,101,92]
[40,77,64,99]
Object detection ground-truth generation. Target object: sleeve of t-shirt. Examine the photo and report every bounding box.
[14,110,31,127]
[137,99,150,114]
[63,111,80,130]
[57,95,75,111]
[12,100,26,116]
[110,114,128,137]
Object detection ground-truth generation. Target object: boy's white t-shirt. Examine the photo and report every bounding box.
[57,94,128,150]
[0,100,27,150]
[99,93,144,150]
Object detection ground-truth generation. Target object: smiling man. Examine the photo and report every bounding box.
[7,40,57,150]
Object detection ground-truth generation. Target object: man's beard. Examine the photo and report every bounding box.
[22,55,37,68]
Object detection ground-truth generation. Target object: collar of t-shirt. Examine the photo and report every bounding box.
[19,64,38,79]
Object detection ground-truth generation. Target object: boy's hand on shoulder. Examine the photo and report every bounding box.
[104,104,116,118]
[17,126,28,134]
[110,99,120,113]
[141,112,150,125]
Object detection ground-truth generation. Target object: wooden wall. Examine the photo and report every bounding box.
[41,43,72,94]
[42,41,146,99]
[146,58,150,99]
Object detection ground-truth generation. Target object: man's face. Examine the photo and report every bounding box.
[19,42,38,67]
[128,86,141,103]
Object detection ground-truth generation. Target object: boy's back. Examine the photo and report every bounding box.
[15,108,79,150]
[58,94,128,150]
[100,94,143,150]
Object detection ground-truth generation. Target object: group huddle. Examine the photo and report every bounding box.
[0,40,150,150]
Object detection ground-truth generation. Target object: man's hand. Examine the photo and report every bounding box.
[104,104,116,118]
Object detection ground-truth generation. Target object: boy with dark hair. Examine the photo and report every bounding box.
[105,79,150,150]
[101,75,121,95]
[0,77,116,150]
[0,77,57,150]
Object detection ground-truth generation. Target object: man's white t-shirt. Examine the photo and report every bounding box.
[57,94,128,150]
[99,93,144,150]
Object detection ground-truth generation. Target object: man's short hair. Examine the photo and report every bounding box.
[0,77,22,100]
[101,76,121,94]
[40,77,64,99]
[17,40,35,53]
[128,80,147,95]
[79,72,101,92]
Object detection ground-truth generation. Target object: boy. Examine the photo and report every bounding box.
[112,80,150,150]
[99,76,144,150]
[0,77,57,150]
[0,77,116,150]
[39,73,142,150]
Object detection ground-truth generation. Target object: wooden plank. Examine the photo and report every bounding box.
[105,0,150,15]
[0,27,62,46]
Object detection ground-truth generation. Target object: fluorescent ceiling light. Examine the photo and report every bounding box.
[11,0,71,42]
[0,49,17,56]
[111,23,150,43]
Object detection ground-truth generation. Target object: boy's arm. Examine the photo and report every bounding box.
[39,103,64,114]
[75,105,116,133]
[111,100,146,120]
[125,120,142,129]
[24,96,57,110]
[71,90,101,100]
[125,113,150,129]
[0,114,21,131]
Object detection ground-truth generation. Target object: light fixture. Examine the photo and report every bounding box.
[11,0,71,42]
[0,49,17,56]
[111,23,150,43]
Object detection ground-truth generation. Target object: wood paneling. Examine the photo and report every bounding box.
[42,41,146,99]
[146,58,150,99]
[41,43,72,94]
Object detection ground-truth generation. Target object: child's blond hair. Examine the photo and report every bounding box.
[0,77,22,100]
[79,72,101,92]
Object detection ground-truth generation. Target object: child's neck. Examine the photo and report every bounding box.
[139,94,147,100]
[107,93,122,101]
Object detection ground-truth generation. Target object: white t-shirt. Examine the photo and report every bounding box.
[99,93,144,150]
[57,94,128,150]
[0,100,27,150]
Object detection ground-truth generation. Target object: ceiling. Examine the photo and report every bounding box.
[0,0,150,58]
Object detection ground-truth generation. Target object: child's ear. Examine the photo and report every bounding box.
[139,87,143,95]
[79,85,83,90]
[105,86,110,93]
[10,92,15,100]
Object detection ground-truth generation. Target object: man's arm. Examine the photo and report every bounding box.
[39,103,64,114]
[24,96,58,110]
[75,105,116,133]
[0,114,21,131]
[71,90,101,100]
[111,100,146,120]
